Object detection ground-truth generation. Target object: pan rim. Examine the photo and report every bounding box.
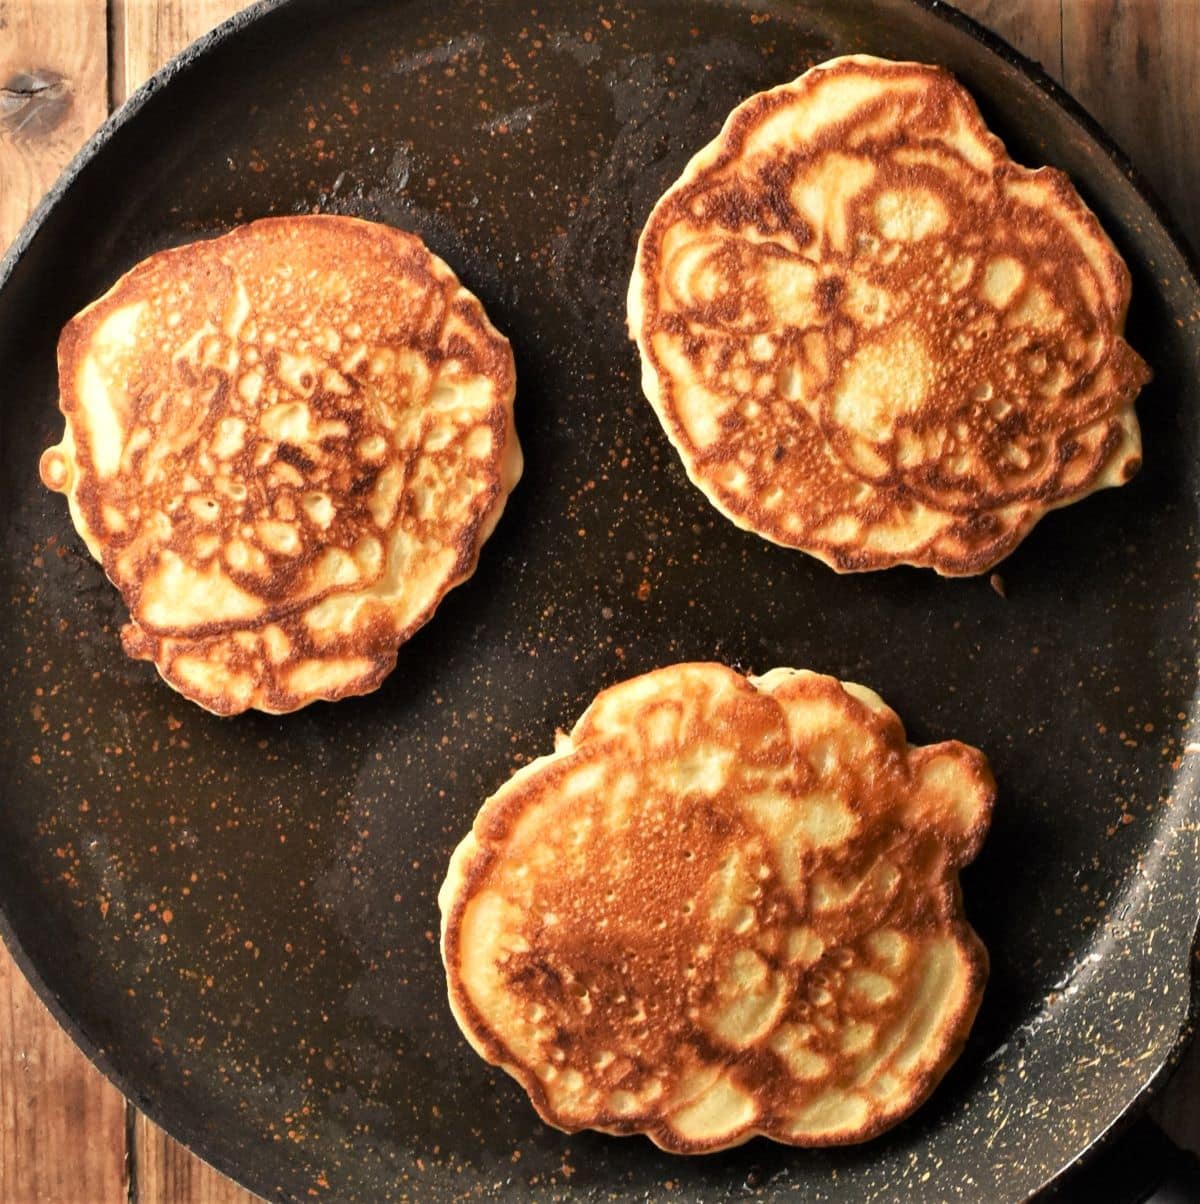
[0,0,1197,1200]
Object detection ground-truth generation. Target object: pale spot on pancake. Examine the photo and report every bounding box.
[787,1089,869,1138]
[873,188,947,241]
[747,70,895,148]
[758,256,821,326]
[674,745,731,796]
[423,425,455,452]
[78,349,133,480]
[906,746,993,838]
[847,970,897,1005]
[211,417,247,459]
[101,504,127,534]
[261,625,291,664]
[367,465,402,528]
[946,254,975,291]
[786,927,825,967]
[666,236,731,308]
[302,491,335,528]
[191,534,219,560]
[284,657,375,698]
[791,153,876,252]
[770,1024,831,1080]
[1005,283,1060,331]
[171,654,254,711]
[831,327,932,443]
[187,496,221,522]
[794,790,855,847]
[143,553,264,627]
[778,364,803,401]
[222,277,251,338]
[269,460,304,489]
[236,370,263,405]
[320,367,352,395]
[677,381,730,451]
[255,520,300,556]
[340,343,368,374]
[353,534,383,580]
[262,400,312,442]
[841,1021,876,1055]
[671,1076,756,1142]
[981,256,1025,309]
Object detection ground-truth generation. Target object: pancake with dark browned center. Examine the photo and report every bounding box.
[40,215,520,714]
[439,663,994,1151]
[628,55,1149,575]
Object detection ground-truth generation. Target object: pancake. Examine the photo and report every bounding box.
[439,663,995,1151]
[40,215,520,715]
[627,55,1149,575]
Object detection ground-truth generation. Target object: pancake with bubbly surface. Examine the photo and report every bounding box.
[628,55,1148,575]
[440,663,995,1151]
[40,215,520,714]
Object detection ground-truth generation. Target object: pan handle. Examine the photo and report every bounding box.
[1049,1115,1200,1202]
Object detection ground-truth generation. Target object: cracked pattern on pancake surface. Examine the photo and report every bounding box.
[40,215,520,714]
[441,664,995,1152]
[629,55,1149,575]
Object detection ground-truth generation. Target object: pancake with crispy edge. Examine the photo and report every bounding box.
[440,662,995,1151]
[41,215,520,714]
[628,55,1148,575]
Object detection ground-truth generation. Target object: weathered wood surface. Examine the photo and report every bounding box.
[0,954,128,1204]
[134,1112,254,1204]
[0,3,132,1201]
[0,0,109,248]
[1,5,254,1200]
[0,1,1197,1199]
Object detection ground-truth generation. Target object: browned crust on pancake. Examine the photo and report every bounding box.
[41,215,519,714]
[440,664,995,1151]
[629,56,1149,575]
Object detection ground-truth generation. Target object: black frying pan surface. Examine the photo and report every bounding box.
[1,2,1198,1200]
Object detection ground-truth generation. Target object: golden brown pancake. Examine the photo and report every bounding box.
[440,663,995,1151]
[40,215,520,715]
[628,55,1149,575]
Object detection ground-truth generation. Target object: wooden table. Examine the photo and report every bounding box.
[1,2,1197,1199]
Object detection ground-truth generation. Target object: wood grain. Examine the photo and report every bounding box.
[952,0,1064,79]
[0,954,127,1203]
[0,0,109,248]
[111,0,246,100]
[1060,0,1200,253]
[0,4,126,1202]
[135,1113,256,1204]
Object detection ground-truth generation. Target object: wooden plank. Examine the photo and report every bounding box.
[111,0,247,100]
[951,0,1064,82]
[135,1114,258,1204]
[1061,0,1200,252]
[0,3,128,1202]
[0,0,109,250]
[0,954,128,1204]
